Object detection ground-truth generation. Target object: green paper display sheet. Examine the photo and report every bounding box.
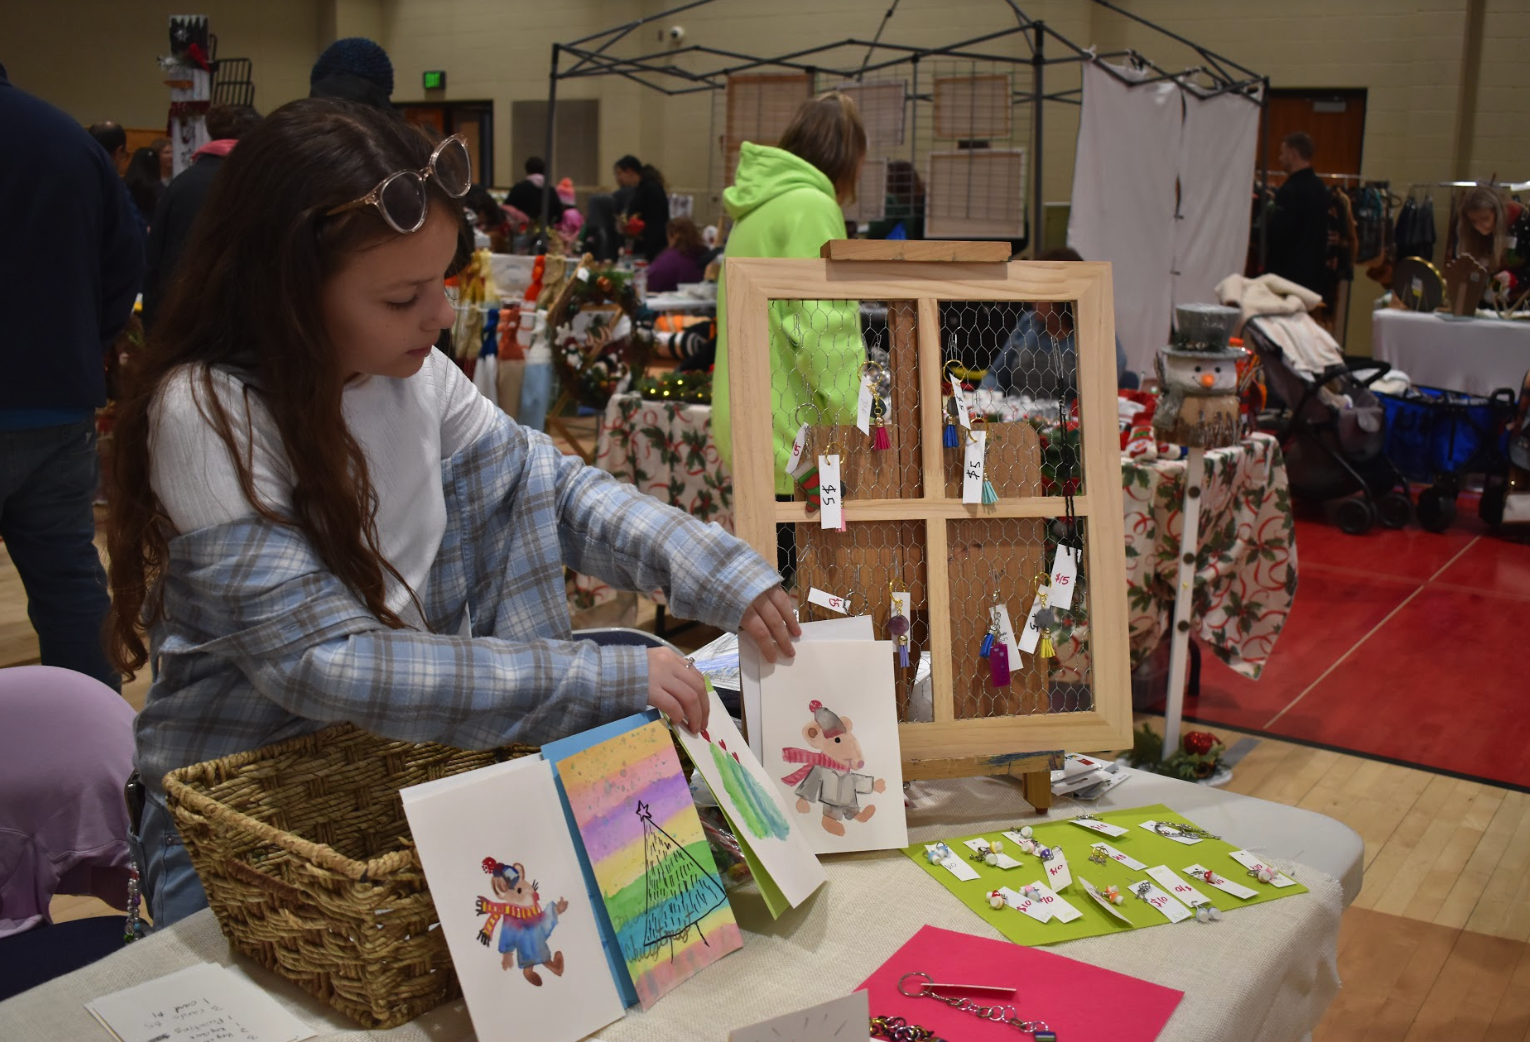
[902,803,1309,946]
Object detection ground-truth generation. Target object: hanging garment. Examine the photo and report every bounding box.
[1068,61,1183,375]
[1352,186,1384,265]
[1172,83,1263,315]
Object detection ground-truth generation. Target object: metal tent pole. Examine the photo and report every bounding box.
[1031,21,1044,256]
[540,43,560,252]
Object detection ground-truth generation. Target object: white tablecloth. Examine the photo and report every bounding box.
[1372,308,1530,395]
[0,769,1356,1042]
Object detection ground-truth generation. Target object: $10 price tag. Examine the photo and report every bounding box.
[1146,865,1211,907]
[1130,880,1192,923]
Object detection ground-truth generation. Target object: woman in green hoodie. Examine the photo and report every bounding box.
[713,92,867,494]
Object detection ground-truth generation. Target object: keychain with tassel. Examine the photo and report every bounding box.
[942,359,963,448]
[988,606,1012,687]
[889,585,912,668]
[974,417,999,506]
[790,403,820,512]
[871,395,892,451]
[1033,604,1057,660]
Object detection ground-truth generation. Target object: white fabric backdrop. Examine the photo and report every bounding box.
[1068,61,1182,376]
[1174,87,1262,311]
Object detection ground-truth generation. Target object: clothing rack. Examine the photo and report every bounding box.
[1258,169,1374,184]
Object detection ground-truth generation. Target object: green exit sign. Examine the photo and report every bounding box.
[422,70,446,90]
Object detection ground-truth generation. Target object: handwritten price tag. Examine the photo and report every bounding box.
[1091,842,1146,871]
[1046,546,1080,610]
[1228,850,1299,888]
[950,380,972,429]
[1042,847,1072,890]
[1024,880,1082,923]
[1146,865,1211,907]
[1131,880,1192,923]
[925,846,980,882]
[855,375,874,435]
[1140,820,1203,845]
[1018,593,1045,654]
[997,886,1054,923]
[1184,864,1258,900]
[962,430,986,504]
[786,423,811,477]
[806,588,850,615]
[993,602,1020,665]
[818,454,843,530]
[1077,876,1133,924]
[1069,816,1129,838]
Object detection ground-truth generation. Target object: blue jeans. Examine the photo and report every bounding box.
[0,419,118,691]
[134,792,208,928]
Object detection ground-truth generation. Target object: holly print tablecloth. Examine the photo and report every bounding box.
[572,396,1297,681]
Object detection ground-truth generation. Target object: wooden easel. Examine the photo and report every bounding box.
[727,241,1133,813]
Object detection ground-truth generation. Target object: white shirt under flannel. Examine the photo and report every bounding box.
[134,410,779,793]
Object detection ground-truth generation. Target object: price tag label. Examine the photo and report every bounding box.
[962,430,986,504]
[1024,880,1082,923]
[1228,850,1299,888]
[961,836,1021,870]
[991,853,1023,870]
[1146,865,1211,907]
[950,380,973,429]
[1184,864,1258,900]
[1041,847,1072,890]
[1069,816,1129,838]
[925,845,980,882]
[855,375,874,436]
[576,267,591,282]
[1140,820,1204,845]
[786,423,811,477]
[1130,880,1192,923]
[806,588,850,615]
[997,886,1054,923]
[1018,593,1045,654]
[818,454,843,530]
[1047,546,1080,610]
[1077,876,1133,923]
[1090,842,1146,871]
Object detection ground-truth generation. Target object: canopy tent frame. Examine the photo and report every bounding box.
[540,0,1267,258]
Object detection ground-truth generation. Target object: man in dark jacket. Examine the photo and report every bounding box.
[0,63,144,691]
[505,156,567,228]
[142,104,261,329]
[1266,132,1332,297]
[615,154,670,261]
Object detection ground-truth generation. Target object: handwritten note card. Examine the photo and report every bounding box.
[86,963,313,1042]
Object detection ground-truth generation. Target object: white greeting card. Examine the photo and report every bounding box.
[673,686,827,913]
[402,757,625,1042]
[758,638,908,854]
[740,615,875,760]
[729,990,870,1042]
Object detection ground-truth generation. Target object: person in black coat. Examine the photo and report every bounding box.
[0,62,144,691]
[1265,132,1333,298]
[505,156,567,228]
[142,105,262,329]
[615,154,670,261]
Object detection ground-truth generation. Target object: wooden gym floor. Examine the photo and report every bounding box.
[3,504,1528,1038]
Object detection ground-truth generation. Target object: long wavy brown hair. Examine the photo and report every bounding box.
[107,98,463,678]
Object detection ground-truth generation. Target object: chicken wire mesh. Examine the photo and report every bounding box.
[768,295,1096,724]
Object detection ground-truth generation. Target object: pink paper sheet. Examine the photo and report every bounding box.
[856,925,1183,1041]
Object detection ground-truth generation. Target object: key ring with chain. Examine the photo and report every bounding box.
[896,972,1058,1039]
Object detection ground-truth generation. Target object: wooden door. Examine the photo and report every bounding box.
[1262,89,1367,179]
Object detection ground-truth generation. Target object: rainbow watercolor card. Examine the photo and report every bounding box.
[548,716,742,1010]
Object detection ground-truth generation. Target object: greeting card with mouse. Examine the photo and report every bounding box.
[402,756,623,1042]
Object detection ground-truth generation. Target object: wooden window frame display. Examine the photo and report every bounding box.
[843,157,889,224]
[925,148,1027,240]
[932,72,1013,140]
[725,242,1131,793]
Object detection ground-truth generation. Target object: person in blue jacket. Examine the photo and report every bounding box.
[0,61,144,692]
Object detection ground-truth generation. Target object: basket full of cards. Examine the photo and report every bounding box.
[162,722,536,1028]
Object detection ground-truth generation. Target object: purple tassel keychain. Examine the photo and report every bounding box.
[990,641,1012,687]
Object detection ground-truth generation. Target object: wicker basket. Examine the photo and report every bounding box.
[163,722,536,1028]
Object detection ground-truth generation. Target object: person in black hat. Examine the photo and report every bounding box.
[309,37,395,111]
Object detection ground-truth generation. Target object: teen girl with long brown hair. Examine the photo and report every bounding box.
[106,99,798,925]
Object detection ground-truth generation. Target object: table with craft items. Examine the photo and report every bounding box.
[0,768,1359,1042]
[573,396,1298,683]
[1372,308,1530,396]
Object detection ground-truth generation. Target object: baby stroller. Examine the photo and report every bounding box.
[1244,315,1413,534]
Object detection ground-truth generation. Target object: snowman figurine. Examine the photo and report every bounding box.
[1152,304,1244,449]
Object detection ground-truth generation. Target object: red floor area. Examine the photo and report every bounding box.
[1177,513,1530,789]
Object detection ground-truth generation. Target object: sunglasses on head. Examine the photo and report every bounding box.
[325,134,472,234]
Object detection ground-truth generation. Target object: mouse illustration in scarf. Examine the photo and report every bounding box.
[780,700,886,836]
[476,857,569,985]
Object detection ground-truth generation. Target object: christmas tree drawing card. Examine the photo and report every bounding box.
[551,719,743,1010]
[400,756,624,1042]
[673,683,828,916]
[757,639,908,855]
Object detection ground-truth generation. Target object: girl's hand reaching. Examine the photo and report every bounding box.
[647,647,709,734]
[740,586,800,664]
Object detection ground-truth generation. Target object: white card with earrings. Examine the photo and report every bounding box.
[1146,865,1212,907]
[1184,864,1258,900]
[1130,880,1193,923]
[1228,850,1298,887]
[1023,880,1083,923]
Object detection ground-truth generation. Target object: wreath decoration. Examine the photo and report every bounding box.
[547,259,654,411]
